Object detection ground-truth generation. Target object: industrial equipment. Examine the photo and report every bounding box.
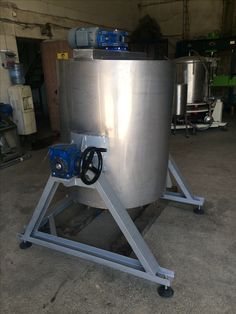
[176,36,236,93]
[49,144,81,179]
[172,84,187,134]
[68,27,128,50]
[8,85,37,135]
[19,28,205,297]
[172,55,227,134]
[0,103,31,168]
[0,103,21,167]
[174,36,236,133]
[0,50,16,104]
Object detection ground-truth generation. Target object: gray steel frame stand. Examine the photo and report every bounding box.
[18,174,174,287]
[161,155,204,208]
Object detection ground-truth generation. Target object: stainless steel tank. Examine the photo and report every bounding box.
[173,84,187,116]
[58,54,174,209]
[175,56,207,104]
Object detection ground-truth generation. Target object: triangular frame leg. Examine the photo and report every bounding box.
[161,155,204,207]
[19,175,174,287]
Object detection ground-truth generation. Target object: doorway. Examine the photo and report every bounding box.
[16,37,51,138]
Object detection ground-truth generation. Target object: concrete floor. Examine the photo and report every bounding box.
[1,120,236,314]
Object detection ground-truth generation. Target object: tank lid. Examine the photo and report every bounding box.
[73,49,148,60]
[174,56,206,64]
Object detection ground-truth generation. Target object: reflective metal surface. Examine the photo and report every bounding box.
[173,84,187,116]
[175,56,207,104]
[73,48,146,60]
[58,58,174,208]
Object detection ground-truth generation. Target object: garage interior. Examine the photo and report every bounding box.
[0,1,236,313]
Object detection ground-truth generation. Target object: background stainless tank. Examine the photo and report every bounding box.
[175,56,207,104]
[173,84,187,116]
[58,56,174,209]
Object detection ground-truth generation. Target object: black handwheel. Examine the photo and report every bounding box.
[79,147,106,185]
[19,241,32,249]
[158,285,174,298]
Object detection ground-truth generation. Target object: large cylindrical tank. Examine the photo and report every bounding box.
[58,57,174,209]
[175,56,207,104]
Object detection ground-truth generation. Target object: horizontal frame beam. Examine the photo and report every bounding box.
[19,231,172,286]
[162,192,204,206]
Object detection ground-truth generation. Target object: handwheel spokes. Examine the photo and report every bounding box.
[87,150,95,164]
[83,150,95,172]
[79,147,106,185]
[91,165,99,174]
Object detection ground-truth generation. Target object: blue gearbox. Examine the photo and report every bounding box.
[49,144,81,179]
[68,27,128,50]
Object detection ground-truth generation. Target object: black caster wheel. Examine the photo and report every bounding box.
[193,206,204,215]
[158,285,174,298]
[19,241,32,249]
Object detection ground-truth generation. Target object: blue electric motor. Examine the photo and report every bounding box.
[68,27,128,50]
[49,144,81,179]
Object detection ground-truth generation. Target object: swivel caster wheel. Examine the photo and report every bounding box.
[19,241,32,249]
[158,285,174,298]
[193,206,204,215]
